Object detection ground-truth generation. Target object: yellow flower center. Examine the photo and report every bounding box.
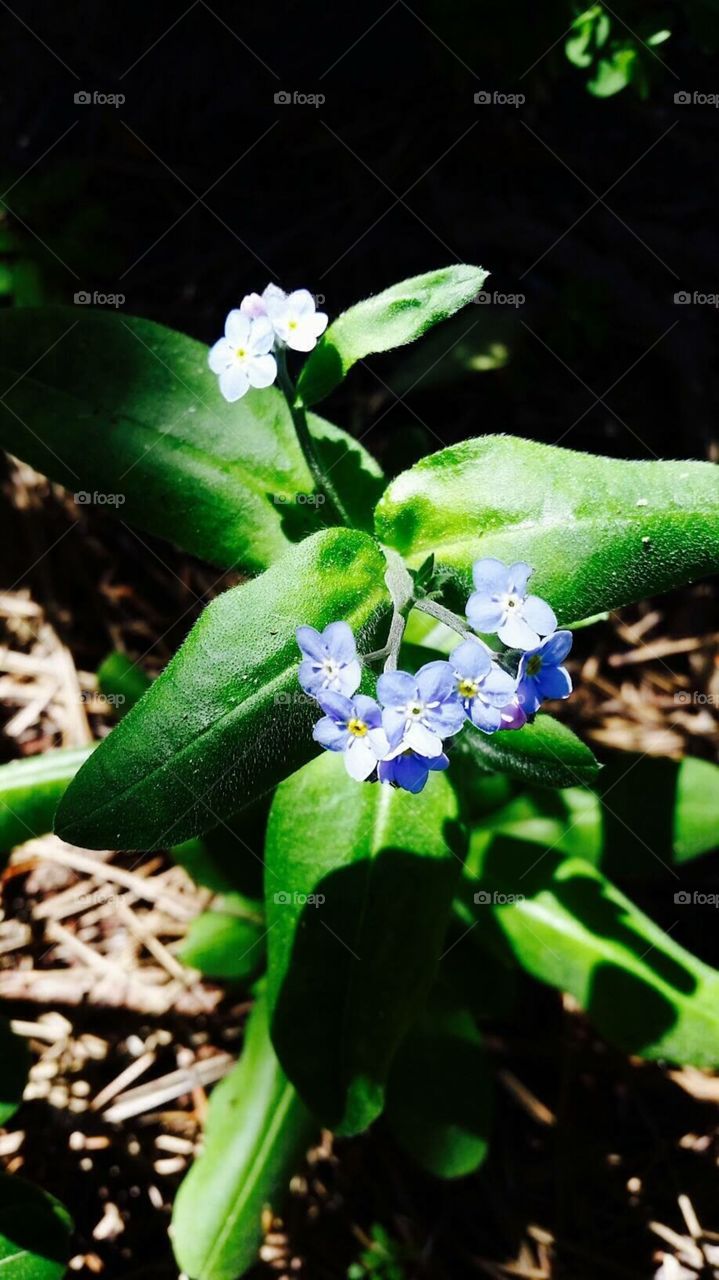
[235,347,247,359]
[458,677,479,699]
[347,717,368,737]
[288,319,298,330]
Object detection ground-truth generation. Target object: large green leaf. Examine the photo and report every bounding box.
[265,753,466,1135]
[454,713,600,790]
[56,529,390,851]
[0,1019,29,1125]
[0,1175,72,1280]
[297,266,488,406]
[0,308,384,572]
[465,837,719,1066]
[375,435,719,623]
[385,995,492,1179]
[0,747,93,856]
[172,990,314,1280]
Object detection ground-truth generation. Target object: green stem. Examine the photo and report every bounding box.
[415,597,488,646]
[276,348,351,527]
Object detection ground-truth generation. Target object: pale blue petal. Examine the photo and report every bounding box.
[313,717,350,751]
[322,621,357,664]
[497,611,540,650]
[377,670,416,708]
[472,557,509,594]
[450,640,491,680]
[296,625,324,660]
[522,595,558,637]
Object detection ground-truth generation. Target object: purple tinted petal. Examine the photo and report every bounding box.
[296,625,325,661]
[450,640,491,680]
[541,629,573,664]
[470,701,503,733]
[522,595,558,637]
[497,611,540,651]
[472,557,509,594]
[352,694,383,727]
[322,621,357,664]
[416,660,456,704]
[536,665,572,702]
[500,699,527,730]
[316,690,353,722]
[313,716,350,751]
[466,593,505,635]
[507,561,533,596]
[377,670,416,708]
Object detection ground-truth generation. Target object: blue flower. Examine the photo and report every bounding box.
[313,691,389,781]
[517,630,573,715]
[378,750,449,794]
[467,558,557,651]
[498,696,527,731]
[377,661,466,759]
[450,640,517,734]
[297,621,361,698]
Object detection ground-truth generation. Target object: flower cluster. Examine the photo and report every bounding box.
[209,284,328,402]
[296,558,574,793]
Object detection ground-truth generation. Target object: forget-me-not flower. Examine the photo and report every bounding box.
[377,661,465,759]
[266,288,328,352]
[517,630,573,715]
[296,621,361,698]
[450,640,517,734]
[467,558,557,650]
[378,748,449,794]
[208,311,277,402]
[313,692,389,781]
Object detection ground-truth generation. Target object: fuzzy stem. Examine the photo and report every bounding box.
[414,598,492,650]
[276,347,351,527]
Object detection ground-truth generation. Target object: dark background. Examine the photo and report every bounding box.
[2,0,718,478]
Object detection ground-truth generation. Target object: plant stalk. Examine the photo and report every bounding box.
[276,348,351,527]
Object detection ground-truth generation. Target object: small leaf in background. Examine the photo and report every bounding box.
[466,837,719,1068]
[56,528,390,851]
[179,896,265,981]
[0,747,93,857]
[0,1174,72,1280]
[0,1019,30,1125]
[172,990,314,1280]
[0,309,383,573]
[385,994,492,1179]
[96,651,152,718]
[297,265,488,405]
[265,753,466,1135]
[454,713,600,791]
[375,435,719,626]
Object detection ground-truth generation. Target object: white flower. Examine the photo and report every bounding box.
[266,288,328,352]
[208,311,278,402]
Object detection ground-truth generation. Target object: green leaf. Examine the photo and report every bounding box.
[297,266,489,406]
[56,529,390,851]
[172,990,314,1280]
[0,308,384,572]
[385,997,492,1179]
[0,747,93,856]
[0,1019,29,1126]
[375,435,719,625]
[265,753,466,1135]
[454,713,600,790]
[96,651,151,718]
[180,899,265,981]
[466,838,719,1067]
[0,1174,72,1280]
[587,43,639,97]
